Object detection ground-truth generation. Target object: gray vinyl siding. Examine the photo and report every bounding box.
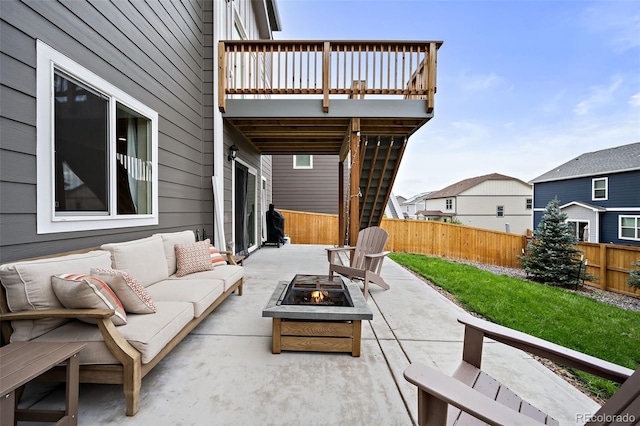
[202,0,215,242]
[272,155,343,214]
[0,0,209,262]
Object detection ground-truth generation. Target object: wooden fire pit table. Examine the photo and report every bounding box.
[262,275,373,357]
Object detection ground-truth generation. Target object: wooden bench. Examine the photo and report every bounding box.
[403,314,638,426]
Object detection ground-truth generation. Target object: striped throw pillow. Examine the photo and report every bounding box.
[209,245,228,267]
[91,268,156,314]
[51,274,127,325]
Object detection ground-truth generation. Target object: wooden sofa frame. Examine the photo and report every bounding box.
[0,248,243,416]
[403,314,638,426]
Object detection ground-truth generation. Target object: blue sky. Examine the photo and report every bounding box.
[274,0,640,197]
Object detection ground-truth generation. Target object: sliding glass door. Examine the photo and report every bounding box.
[234,161,257,256]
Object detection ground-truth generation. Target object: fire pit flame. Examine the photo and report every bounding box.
[280,275,354,307]
[310,290,327,304]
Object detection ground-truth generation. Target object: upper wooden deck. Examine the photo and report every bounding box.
[218,40,442,156]
[218,40,442,240]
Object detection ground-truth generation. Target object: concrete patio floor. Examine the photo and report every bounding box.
[20,244,600,425]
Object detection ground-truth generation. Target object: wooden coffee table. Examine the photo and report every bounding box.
[262,275,373,357]
[1,341,86,425]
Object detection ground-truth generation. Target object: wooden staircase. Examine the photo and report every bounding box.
[357,136,406,230]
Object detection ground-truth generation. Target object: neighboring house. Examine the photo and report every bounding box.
[530,142,640,245]
[271,155,348,214]
[424,173,533,235]
[0,0,280,261]
[399,191,432,218]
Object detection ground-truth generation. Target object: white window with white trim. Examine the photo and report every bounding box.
[293,155,313,169]
[619,215,640,241]
[592,177,608,201]
[36,41,158,233]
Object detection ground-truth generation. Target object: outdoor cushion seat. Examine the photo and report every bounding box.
[0,250,113,341]
[0,231,244,416]
[168,265,244,292]
[32,301,194,365]
[146,279,225,317]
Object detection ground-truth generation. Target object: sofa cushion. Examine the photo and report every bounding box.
[101,236,168,287]
[91,268,156,314]
[51,274,127,326]
[32,301,194,365]
[169,265,243,292]
[153,230,196,276]
[146,278,224,317]
[209,245,228,267]
[175,239,214,277]
[0,250,112,341]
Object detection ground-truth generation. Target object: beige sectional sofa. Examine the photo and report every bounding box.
[0,231,243,416]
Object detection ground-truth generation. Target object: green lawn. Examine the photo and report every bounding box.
[389,252,640,399]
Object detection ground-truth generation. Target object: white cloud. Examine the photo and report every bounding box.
[457,71,507,92]
[629,92,640,108]
[394,105,640,197]
[541,89,567,113]
[573,75,623,116]
[581,3,640,52]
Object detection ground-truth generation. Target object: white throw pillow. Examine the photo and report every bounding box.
[153,230,196,276]
[101,236,169,287]
[0,250,112,341]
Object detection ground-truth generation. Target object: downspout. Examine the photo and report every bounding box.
[212,0,227,251]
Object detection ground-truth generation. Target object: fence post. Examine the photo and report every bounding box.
[599,243,608,291]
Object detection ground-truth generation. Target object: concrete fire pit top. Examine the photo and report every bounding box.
[262,277,373,321]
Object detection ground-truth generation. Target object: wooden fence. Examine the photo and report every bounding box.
[279,209,640,297]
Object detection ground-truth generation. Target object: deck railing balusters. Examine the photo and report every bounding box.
[372,44,376,92]
[350,45,355,93]
[217,40,440,112]
[387,45,391,93]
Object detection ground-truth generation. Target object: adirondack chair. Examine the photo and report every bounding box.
[326,226,391,299]
[403,314,638,426]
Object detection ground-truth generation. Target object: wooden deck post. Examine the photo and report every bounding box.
[349,118,361,246]
[426,42,437,113]
[322,41,330,113]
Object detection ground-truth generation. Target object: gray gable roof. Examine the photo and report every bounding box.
[426,173,527,199]
[402,191,433,204]
[530,142,640,183]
